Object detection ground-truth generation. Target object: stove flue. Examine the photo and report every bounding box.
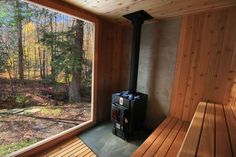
[124,10,153,94]
[111,10,153,140]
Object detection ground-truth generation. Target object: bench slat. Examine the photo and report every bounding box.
[178,102,207,157]
[63,144,87,157]
[224,105,236,156]
[143,118,178,157]
[165,122,189,157]
[135,102,233,157]
[154,120,183,157]
[40,138,79,157]
[215,104,232,157]
[197,103,215,157]
[131,116,173,157]
[48,140,82,157]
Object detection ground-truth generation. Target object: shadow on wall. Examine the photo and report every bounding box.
[121,18,181,130]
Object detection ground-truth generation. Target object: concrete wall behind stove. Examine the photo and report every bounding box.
[121,18,181,129]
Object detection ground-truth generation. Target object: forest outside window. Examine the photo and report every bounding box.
[0,0,95,156]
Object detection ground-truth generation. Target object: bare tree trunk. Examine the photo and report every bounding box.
[6,68,15,95]
[34,47,37,79]
[42,48,46,78]
[69,20,84,102]
[46,53,48,77]
[69,71,81,102]
[38,47,43,79]
[13,57,18,78]
[49,14,55,80]
[36,24,43,79]
[27,48,30,79]
[16,0,24,80]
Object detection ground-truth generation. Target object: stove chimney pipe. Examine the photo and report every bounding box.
[123,10,153,94]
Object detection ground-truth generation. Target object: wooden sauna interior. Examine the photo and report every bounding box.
[14,0,236,156]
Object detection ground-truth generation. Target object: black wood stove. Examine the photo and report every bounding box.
[111,10,153,140]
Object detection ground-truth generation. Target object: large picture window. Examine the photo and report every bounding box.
[0,0,95,155]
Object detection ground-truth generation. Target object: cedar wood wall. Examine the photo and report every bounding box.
[170,6,236,121]
[96,21,124,122]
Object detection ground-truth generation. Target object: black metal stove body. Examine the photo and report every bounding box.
[111,92,147,140]
[111,10,153,140]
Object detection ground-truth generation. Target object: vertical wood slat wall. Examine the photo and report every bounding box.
[96,20,124,122]
[170,6,236,121]
[229,32,236,118]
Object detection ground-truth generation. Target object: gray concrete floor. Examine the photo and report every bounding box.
[79,121,150,157]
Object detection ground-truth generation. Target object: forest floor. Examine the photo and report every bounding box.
[0,73,91,156]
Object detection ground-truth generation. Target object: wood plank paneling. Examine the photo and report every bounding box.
[215,104,232,157]
[165,122,189,157]
[178,102,206,157]
[143,118,178,157]
[197,103,215,157]
[170,6,236,121]
[62,0,236,23]
[178,103,234,157]
[132,117,173,157]
[230,83,236,118]
[27,0,99,23]
[132,117,189,157]
[154,120,183,157]
[96,20,124,122]
[36,137,96,157]
[213,8,236,105]
[228,17,236,117]
[224,105,236,156]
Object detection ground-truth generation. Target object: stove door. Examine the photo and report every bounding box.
[111,103,130,140]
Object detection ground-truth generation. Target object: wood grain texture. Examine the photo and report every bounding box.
[178,102,234,157]
[134,103,233,157]
[154,120,183,157]
[170,6,236,121]
[165,122,189,157]
[228,30,236,118]
[178,102,206,157]
[36,137,96,157]
[132,117,189,157]
[62,0,236,23]
[215,104,232,157]
[96,20,125,122]
[197,103,215,157]
[143,118,178,157]
[224,105,236,156]
[230,83,236,118]
[39,138,79,157]
[27,0,99,23]
[132,117,173,157]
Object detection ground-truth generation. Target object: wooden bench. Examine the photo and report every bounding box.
[178,102,236,157]
[132,102,236,157]
[132,116,190,157]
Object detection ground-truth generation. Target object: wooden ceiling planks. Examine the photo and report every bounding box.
[26,0,99,23]
[62,0,236,23]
